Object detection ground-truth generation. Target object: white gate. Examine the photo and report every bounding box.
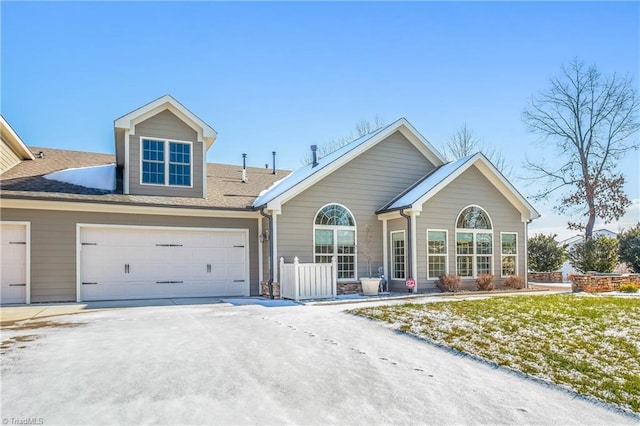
[279,257,337,301]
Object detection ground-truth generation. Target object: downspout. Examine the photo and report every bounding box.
[260,208,275,299]
[399,209,413,290]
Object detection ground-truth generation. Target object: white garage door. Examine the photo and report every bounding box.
[80,226,249,301]
[1,223,28,305]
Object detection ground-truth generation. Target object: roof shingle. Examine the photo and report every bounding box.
[0,147,290,210]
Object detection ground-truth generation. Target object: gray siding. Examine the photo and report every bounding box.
[415,165,526,291]
[0,137,22,174]
[277,131,436,280]
[1,208,260,302]
[128,110,204,197]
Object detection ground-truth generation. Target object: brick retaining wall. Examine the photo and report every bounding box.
[261,282,280,298]
[337,282,362,294]
[571,274,640,293]
[262,281,362,298]
[528,272,563,283]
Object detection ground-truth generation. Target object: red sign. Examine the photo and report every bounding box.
[406,278,416,289]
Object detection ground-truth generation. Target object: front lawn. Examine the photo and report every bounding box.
[353,294,640,413]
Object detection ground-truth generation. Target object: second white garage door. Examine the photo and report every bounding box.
[79,226,249,301]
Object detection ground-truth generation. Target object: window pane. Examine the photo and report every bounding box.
[315,256,332,264]
[315,230,334,255]
[502,256,516,276]
[315,204,355,226]
[477,256,492,275]
[337,230,355,245]
[142,139,165,184]
[337,255,355,279]
[457,256,473,277]
[168,143,190,186]
[476,233,493,255]
[428,231,447,254]
[169,164,191,186]
[502,233,517,254]
[429,255,446,278]
[456,207,491,229]
[456,233,473,254]
[392,232,405,279]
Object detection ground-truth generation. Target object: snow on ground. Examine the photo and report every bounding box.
[44,164,115,191]
[1,301,636,425]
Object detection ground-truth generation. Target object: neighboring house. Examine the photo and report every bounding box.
[0,95,539,304]
[560,229,626,278]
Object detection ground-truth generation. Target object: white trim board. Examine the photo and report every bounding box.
[1,198,260,219]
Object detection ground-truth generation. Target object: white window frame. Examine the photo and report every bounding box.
[140,137,194,188]
[312,203,357,281]
[500,232,518,278]
[390,230,406,280]
[427,229,448,279]
[455,205,494,278]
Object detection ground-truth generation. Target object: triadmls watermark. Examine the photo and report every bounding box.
[2,418,44,425]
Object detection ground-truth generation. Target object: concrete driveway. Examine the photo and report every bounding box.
[1,299,635,425]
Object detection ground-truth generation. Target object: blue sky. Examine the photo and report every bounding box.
[2,1,638,238]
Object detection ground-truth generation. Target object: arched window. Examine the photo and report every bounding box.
[314,204,356,280]
[455,206,493,277]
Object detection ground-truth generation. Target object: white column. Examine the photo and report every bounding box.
[523,220,529,289]
[411,213,418,293]
[272,212,278,283]
[258,217,263,285]
[382,219,388,280]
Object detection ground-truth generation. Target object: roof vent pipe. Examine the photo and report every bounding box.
[242,153,247,183]
[311,145,318,167]
[272,151,277,175]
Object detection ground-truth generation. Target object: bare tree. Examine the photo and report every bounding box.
[523,59,639,238]
[443,123,512,177]
[302,116,386,164]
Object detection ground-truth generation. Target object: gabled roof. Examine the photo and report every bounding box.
[1,115,35,161]
[377,152,540,222]
[252,117,446,211]
[114,95,218,148]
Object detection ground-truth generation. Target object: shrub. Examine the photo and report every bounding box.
[528,234,566,272]
[504,275,526,289]
[567,235,619,273]
[618,282,639,293]
[436,274,461,292]
[618,223,640,273]
[476,274,495,291]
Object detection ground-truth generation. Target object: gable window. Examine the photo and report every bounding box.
[314,204,356,280]
[390,231,405,280]
[501,233,518,277]
[455,206,493,277]
[141,138,191,187]
[427,230,448,279]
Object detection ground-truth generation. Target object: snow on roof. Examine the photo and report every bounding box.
[44,164,116,192]
[252,120,397,208]
[378,154,476,212]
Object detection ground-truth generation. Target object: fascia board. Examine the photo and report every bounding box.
[114,95,217,148]
[270,118,445,209]
[0,116,35,160]
[397,119,446,166]
[0,198,259,219]
[409,154,540,222]
[473,159,540,221]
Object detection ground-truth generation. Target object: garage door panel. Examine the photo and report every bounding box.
[80,227,249,301]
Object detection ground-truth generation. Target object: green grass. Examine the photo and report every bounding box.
[352,294,640,413]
